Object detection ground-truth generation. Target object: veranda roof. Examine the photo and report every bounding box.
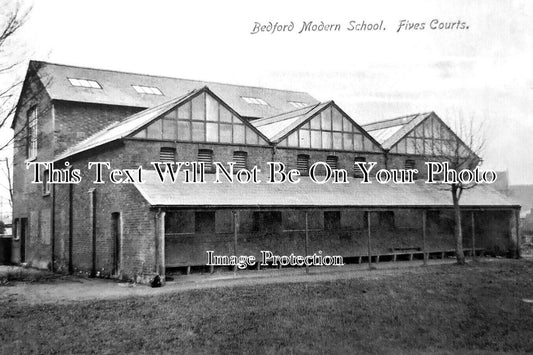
[134,170,519,209]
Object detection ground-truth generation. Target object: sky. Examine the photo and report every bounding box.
[1,0,532,195]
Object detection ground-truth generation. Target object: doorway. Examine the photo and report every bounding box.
[20,218,27,263]
[111,213,121,275]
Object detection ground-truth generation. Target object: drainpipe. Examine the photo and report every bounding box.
[50,182,55,272]
[156,208,166,280]
[51,104,56,272]
[88,188,96,277]
[68,183,73,274]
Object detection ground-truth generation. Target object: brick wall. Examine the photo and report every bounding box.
[12,74,54,268]
[387,153,431,180]
[122,139,274,171]
[274,147,385,176]
[53,101,142,155]
[54,144,156,280]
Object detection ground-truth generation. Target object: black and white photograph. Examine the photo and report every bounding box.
[0,0,532,353]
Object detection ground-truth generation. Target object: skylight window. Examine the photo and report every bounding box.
[68,78,101,89]
[288,101,309,108]
[132,85,163,95]
[241,96,268,105]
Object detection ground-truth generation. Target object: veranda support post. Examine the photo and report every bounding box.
[305,211,309,275]
[422,210,427,266]
[233,211,239,277]
[471,211,476,261]
[367,211,372,270]
[515,209,521,259]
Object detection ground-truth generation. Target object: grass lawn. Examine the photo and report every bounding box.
[1,260,533,354]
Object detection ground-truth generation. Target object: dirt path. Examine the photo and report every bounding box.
[0,258,469,305]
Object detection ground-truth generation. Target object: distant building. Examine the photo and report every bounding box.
[509,185,533,219]
[493,171,510,196]
[523,209,533,232]
[10,61,520,280]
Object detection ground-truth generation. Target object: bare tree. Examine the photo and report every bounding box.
[421,114,486,265]
[1,157,12,208]
[0,1,38,151]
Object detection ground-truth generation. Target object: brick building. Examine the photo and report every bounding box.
[10,61,520,280]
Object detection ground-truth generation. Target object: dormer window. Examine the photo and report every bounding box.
[241,97,268,105]
[68,78,101,89]
[132,85,163,95]
[288,101,308,108]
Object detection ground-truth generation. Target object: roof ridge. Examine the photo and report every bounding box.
[363,111,433,129]
[31,60,314,96]
[269,102,332,142]
[252,102,326,126]
[375,112,434,150]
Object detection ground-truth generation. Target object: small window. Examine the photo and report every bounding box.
[405,159,416,170]
[195,211,215,233]
[159,147,175,162]
[42,169,50,196]
[427,210,440,226]
[166,211,195,234]
[324,211,341,230]
[14,219,20,240]
[241,97,268,105]
[68,78,101,89]
[132,85,163,95]
[379,211,395,230]
[326,156,338,170]
[297,154,310,176]
[198,149,214,173]
[353,157,366,178]
[288,101,308,108]
[405,159,418,179]
[27,106,38,159]
[233,151,248,170]
[252,211,282,232]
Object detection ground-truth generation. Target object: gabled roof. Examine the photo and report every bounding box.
[362,112,432,150]
[54,89,201,162]
[134,170,520,209]
[251,102,330,141]
[29,60,319,118]
[54,86,272,161]
[251,101,382,150]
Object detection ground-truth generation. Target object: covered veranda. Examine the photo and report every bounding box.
[134,171,520,279]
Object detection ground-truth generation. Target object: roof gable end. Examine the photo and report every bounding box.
[130,86,271,145]
[266,101,382,152]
